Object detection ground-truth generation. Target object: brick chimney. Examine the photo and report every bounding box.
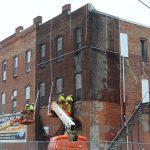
[33,16,42,25]
[15,26,23,34]
[62,4,71,14]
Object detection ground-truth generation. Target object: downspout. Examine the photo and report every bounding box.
[119,20,124,126]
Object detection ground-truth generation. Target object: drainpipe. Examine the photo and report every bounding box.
[125,123,129,150]
[122,56,126,122]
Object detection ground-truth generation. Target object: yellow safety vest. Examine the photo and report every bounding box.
[58,95,65,102]
[66,96,73,102]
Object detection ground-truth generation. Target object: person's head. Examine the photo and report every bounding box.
[26,104,29,107]
[69,94,72,97]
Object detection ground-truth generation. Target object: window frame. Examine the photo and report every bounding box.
[39,82,46,107]
[75,73,82,101]
[13,56,18,77]
[26,50,31,72]
[12,89,17,113]
[56,78,63,95]
[25,85,31,104]
[39,43,46,63]
[1,92,6,114]
[2,61,7,81]
[140,38,148,62]
[56,36,63,62]
[74,28,82,49]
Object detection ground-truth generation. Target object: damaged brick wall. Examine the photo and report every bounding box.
[89,12,120,102]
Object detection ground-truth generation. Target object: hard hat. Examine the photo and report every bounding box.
[61,93,64,96]
[32,103,34,105]
[69,94,72,97]
[26,104,29,107]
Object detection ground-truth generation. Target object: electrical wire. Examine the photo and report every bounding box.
[138,0,150,9]
[142,0,150,3]
[37,45,119,67]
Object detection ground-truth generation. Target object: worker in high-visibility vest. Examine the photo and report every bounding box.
[58,94,65,108]
[66,95,73,114]
[28,103,34,119]
[24,104,30,119]
[29,103,34,113]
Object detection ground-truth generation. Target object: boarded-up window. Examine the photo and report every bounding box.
[142,79,149,103]
[120,33,128,57]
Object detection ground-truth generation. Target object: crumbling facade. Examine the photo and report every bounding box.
[0,3,149,150]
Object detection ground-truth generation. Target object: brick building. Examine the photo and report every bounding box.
[0,17,42,146]
[0,3,149,150]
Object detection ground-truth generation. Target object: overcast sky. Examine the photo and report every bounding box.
[0,0,150,41]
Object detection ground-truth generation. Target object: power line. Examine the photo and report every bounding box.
[138,0,150,9]
[142,0,150,3]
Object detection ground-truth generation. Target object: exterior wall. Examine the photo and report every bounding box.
[119,21,150,117]
[0,25,36,141]
[36,4,150,146]
[89,12,120,102]
[35,4,89,140]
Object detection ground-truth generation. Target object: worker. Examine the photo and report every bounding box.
[28,103,34,119]
[65,95,73,114]
[67,129,78,141]
[58,93,65,108]
[24,104,30,119]
[29,103,34,113]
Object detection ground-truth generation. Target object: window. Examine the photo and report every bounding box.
[75,28,82,49]
[25,86,30,104]
[56,37,63,61]
[13,56,18,77]
[39,82,45,107]
[140,38,147,62]
[1,93,6,114]
[12,89,17,113]
[39,44,46,63]
[76,74,82,101]
[2,61,7,81]
[75,51,82,73]
[26,50,31,72]
[56,78,63,95]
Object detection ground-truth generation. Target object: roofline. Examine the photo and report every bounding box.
[90,9,150,29]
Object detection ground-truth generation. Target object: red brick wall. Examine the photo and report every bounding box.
[119,21,150,117]
[0,26,36,141]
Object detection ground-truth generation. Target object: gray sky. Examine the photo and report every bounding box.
[0,0,150,41]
